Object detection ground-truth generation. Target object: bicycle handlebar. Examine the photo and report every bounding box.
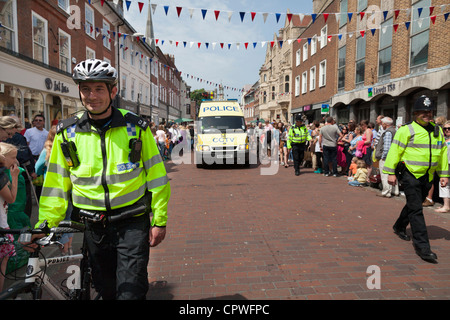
[0,220,85,239]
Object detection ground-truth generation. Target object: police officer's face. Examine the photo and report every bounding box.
[79,82,118,116]
[415,110,433,126]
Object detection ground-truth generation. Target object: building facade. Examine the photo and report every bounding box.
[291,0,339,123]
[0,0,120,128]
[331,0,450,124]
[258,13,311,124]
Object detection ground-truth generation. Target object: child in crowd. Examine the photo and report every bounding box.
[348,160,368,187]
[0,143,20,291]
[347,157,358,180]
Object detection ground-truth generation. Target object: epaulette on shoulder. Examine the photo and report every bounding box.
[401,121,413,127]
[124,112,149,130]
[56,116,79,134]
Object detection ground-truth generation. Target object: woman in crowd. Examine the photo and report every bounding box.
[435,120,450,213]
[0,116,17,141]
[279,123,289,168]
[155,125,167,159]
[0,142,20,291]
[341,122,355,174]
[348,126,362,157]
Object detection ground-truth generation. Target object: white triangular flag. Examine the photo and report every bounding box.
[189,8,195,19]
[227,11,233,22]
[299,13,305,23]
[262,13,268,23]
[151,4,157,14]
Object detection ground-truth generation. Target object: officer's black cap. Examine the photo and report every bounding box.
[295,114,303,121]
[413,95,435,112]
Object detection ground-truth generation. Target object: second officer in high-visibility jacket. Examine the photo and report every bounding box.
[383,95,448,262]
[287,114,311,176]
[36,59,171,299]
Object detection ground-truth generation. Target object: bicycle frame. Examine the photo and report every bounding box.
[25,250,84,300]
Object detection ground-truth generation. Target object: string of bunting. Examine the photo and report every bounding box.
[76,12,448,54]
[96,0,449,26]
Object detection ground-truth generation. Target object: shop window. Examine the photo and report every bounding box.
[85,5,95,39]
[338,46,346,90]
[355,36,365,84]
[32,12,48,64]
[410,0,430,69]
[0,0,17,51]
[378,19,392,77]
[59,29,71,73]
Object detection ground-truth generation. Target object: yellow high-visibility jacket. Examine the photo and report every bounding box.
[287,125,311,149]
[383,121,449,182]
[37,107,170,228]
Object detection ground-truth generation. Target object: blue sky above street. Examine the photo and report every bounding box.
[124,0,313,99]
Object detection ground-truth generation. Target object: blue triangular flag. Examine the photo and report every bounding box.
[161,40,164,45]
[383,11,388,21]
[417,7,423,17]
[348,12,353,22]
[183,41,187,47]
[205,43,209,49]
[228,43,232,50]
[201,9,207,20]
[338,34,342,40]
[307,38,311,45]
[240,12,245,22]
[164,6,169,16]
[371,28,376,36]
[253,42,257,48]
[405,21,410,30]
[445,12,449,21]
[275,13,281,23]
[278,41,283,48]
[311,14,317,23]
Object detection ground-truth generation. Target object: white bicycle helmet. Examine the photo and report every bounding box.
[72,59,118,85]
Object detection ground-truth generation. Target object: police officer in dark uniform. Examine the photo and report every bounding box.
[383,95,449,262]
[287,115,311,176]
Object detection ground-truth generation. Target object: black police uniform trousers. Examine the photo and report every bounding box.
[84,212,150,300]
[393,169,432,250]
[291,143,305,172]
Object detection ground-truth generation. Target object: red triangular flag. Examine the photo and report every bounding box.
[175,41,179,47]
[393,24,399,32]
[323,13,329,23]
[270,41,275,48]
[429,6,435,16]
[155,39,159,44]
[101,0,105,6]
[244,43,249,49]
[287,13,293,23]
[198,43,201,49]
[394,9,400,20]
[220,43,224,49]
[360,12,365,20]
[297,38,302,43]
[176,7,182,17]
[327,35,332,42]
[430,15,436,24]
[360,30,365,37]
[214,10,220,20]
[251,12,256,21]
[138,2,144,13]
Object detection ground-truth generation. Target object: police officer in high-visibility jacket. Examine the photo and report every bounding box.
[287,114,311,176]
[383,95,448,262]
[36,59,171,299]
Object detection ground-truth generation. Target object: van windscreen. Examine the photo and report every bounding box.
[200,116,246,134]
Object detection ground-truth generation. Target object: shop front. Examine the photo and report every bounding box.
[0,52,82,129]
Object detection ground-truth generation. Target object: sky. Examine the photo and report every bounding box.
[123,0,314,99]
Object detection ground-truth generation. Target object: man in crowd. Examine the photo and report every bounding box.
[375,117,399,198]
[319,116,342,177]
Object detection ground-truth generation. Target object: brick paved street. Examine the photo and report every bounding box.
[147,156,450,300]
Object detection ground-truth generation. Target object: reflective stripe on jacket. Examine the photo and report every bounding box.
[287,125,311,149]
[37,107,170,228]
[382,121,449,181]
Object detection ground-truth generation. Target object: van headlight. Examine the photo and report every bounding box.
[199,145,210,152]
[238,144,248,151]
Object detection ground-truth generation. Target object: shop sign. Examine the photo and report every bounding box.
[302,105,311,111]
[321,104,329,114]
[368,83,396,98]
[44,78,70,94]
